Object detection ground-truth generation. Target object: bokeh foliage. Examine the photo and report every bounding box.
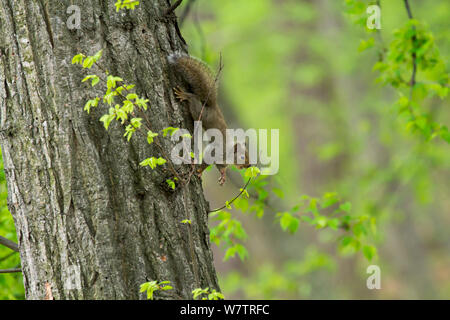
[181,0,449,299]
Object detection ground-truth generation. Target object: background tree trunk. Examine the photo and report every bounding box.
[0,0,219,299]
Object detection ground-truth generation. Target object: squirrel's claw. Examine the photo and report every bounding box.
[195,168,203,178]
[174,86,188,102]
[218,168,227,186]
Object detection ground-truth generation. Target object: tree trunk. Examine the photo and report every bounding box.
[0,0,219,299]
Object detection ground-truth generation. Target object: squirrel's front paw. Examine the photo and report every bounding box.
[173,86,188,102]
[218,168,227,186]
[195,168,203,178]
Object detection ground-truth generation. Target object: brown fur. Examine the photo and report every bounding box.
[169,53,251,184]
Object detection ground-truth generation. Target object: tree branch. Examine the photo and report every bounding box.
[0,252,17,263]
[404,0,417,88]
[0,236,19,252]
[209,177,252,213]
[165,0,184,16]
[179,0,196,26]
[0,268,21,274]
[404,0,414,19]
[403,0,417,120]
[375,0,387,60]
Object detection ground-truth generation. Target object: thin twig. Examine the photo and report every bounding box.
[403,0,417,119]
[198,54,223,127]
[165,0,183,16]
[209,177,252,213]
[404,0,417,87]
[179,0,196,26]
[0,236,19,252]
[0,252,17,263]
[375,0,387,60]
[193,0,207,60]
[0,268,21,274]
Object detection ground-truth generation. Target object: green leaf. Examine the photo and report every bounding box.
[116,0,140,11]
[92,49,103,62]
[139,282,149,293]
[72,53,84,65]
[91,77,99,87]
[208,290,225,300]
[126,93,138,100]
[115,105,128,124]
[315,216,327,229]
[147,287,154,300]
[124,126,134,141]
[84,98,100,114]
[82,75,96,82]
[234,243,249,261]
[358,37,375,52]
[234,197,248,212]
[340,236,353,248]
[160,285,173,291]
[99,113,115,130]
[192,288,209,300]
[163,127,180,137]
[156,157,166,165]
[301,215,314,224]
[136,97,149,110]
[339,202,352,213]
[240,188,249,198]
[139,157,166,169]
[363,245,377,261]
[279,212,300,234]
[224,246,236,261]
[107,75,123,89]
[82,75,100,87]
[440,126,450,144]
[140,280,160,300]
[130,117,142,128]
[308,198,319,214]
[244,166,261,178]
[122,100,134,114]
[103,92,115,106]
[147,130,158,144]
[115,0,122,11]
[166,179,176,190]
[327,218,340,230]
[272,187,284,199]
[82,56,94,69]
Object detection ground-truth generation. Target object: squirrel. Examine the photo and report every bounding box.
[168,52,251,185]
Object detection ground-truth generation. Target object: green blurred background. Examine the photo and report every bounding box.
[1,0,449,299]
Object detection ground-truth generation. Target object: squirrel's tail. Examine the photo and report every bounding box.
[168,52,217,107]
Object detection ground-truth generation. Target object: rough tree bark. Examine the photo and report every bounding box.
[0,0,219,299]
